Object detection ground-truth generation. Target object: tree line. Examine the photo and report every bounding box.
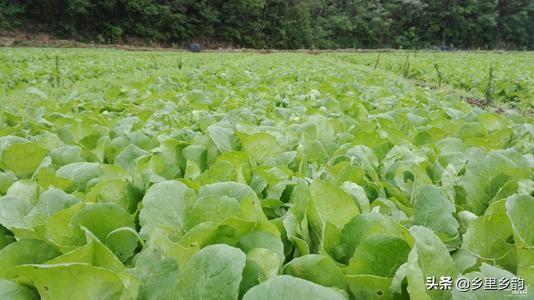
[1,0,533,49]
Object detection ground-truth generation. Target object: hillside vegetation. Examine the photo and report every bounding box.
[1,0,533,49]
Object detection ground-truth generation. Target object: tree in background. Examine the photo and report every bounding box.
[0,0,532,49]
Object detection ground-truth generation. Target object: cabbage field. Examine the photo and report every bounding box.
[0,49,532,299]
[340,52,534,110]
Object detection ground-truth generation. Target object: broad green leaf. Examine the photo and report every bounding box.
[0,239,60,276]
[452,251,478,274]
[345,274,393,299]
[307,180,359,249]
[46,229,125,272]
[0,143,47,178]
[33,168,74,191]
[195,160,239,185]
[310,180,358,227]
[0,172,17,194]
[114,144,148,170]
[146,227,199,269]
[207,124,237,153]
[283,254,348,291]
[0,196,32,230]
[139,180,196,240]
[85,179,138,213]
[328,161,365,186]
[56,162,100,191]
[23,188,79,227]
[478,113,503,132]
[339,212,413,263]
[131,248,180,300]
[6,180,40,205]
[44,203,85,251]
[183,144,207,178]
[7,263,126,300]
[106,227,141,263]
[173,244,246,300]
[0,136,28,152]
[405,226,458,300]
[70,203,135,245]
[186,195,240,230]
[434,138,466,170]
[506,194,534,284]
[240,248,280,296]
[413,185,459,239]
[0,279,39,300]
[238,231,285,264]
[242,275,347,300]
[345,234,410,277]
[199,182,271,226]
[49,145,85,166]
[240,132,283,163]
[462,199,516,272]
[342,182,370,214]
[462,150,528,215]
[198,181,257,202]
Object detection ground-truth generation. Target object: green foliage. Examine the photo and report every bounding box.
[340,52,534,109]
[2,0,533,49]
[0,49,532,298]
[243,275,347,299]
[172,244,246,300]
